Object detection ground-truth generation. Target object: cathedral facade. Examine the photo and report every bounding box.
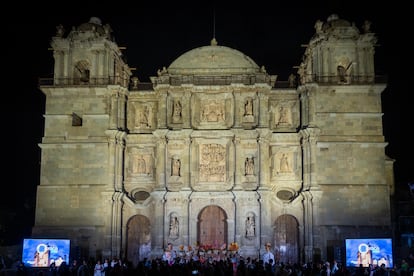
[34,15,393,266]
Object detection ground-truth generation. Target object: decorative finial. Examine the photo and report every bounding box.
[211,38,218,46]
[362,20,372,33]
[56,24,65,37]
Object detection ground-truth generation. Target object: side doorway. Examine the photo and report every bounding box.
[273,214,299,264]
[126,215,151,267]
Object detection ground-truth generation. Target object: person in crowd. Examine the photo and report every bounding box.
[93,260,104,276]
[262,243,275,267]
[77,260,89,276]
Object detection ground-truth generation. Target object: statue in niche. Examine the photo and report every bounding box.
[245,157,255,176]
[172,100,182,122]
[337,65,347,83]
[244,98,253,116]
[276,106,289,125]
[337,62,354,84]
[171,158,181,176]
[169,215,179,238]
[135,155,146,174]
[136,106,152,128]
[279,153,290,173]
[245,214,255,237]
[75,63,90,83]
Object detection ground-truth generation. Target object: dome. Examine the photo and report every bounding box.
[315,14,359,39]
[77,17,106,35]
[168,39,260,75]
[326,13,351,28]
[323,14,353,30]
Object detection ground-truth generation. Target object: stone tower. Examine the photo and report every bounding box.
[34,15,393,266]
[297,14,393,261]
[34,17,131,258]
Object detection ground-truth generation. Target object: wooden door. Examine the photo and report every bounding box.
[273,214,299,264]
[126,215,151,267]
[198,205,227,247]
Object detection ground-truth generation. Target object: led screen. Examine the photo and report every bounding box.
[22,238,70,268]
[345,238,393,268]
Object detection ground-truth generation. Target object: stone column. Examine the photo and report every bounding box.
[156,135,167,189]
[53,50,63,84]
[92,50,99,82]
[258,134,270,188]
[118,93,127,130]
[305,86,317,128]
[299,88,309,127]
[106,130,118,189]
[63,51,69,80]
[153,191,166,256]
[354,46,360,82]
[258,93,268,128]
[99,50,105,78]
[115,131,126,192]
[111,191,124,258]
[367,47,375,81]
[183,137,191,189]
[156,90,167,129]
[109,90,119,130]
[321,47,329,82]
[234,136,242,189]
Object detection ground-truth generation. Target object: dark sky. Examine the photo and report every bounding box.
[2,3,411,245]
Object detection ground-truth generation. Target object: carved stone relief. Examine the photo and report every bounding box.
[201,100,225,122]
[131,154,153,176]
[272,152,293,177]
[268,100,299,131]
[275,106,291,126]
[191,134,235,190]
[191,93,234,129]
[199,144,226,182]
[132,103,156,130]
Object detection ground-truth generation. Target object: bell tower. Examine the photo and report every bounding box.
[34,17,132,256]
[299,14,377,84]
[297,14,392,261]
[51,17,130,88]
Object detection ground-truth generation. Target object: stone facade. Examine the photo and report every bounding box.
[34,15,393,266]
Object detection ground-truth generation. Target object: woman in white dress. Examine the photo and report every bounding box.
[94,260,104,276]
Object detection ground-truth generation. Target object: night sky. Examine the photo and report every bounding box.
[2,3,411,245]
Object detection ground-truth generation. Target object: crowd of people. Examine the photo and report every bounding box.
[1,250,413,276]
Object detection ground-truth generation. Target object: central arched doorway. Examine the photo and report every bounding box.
[198,205,227,247]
